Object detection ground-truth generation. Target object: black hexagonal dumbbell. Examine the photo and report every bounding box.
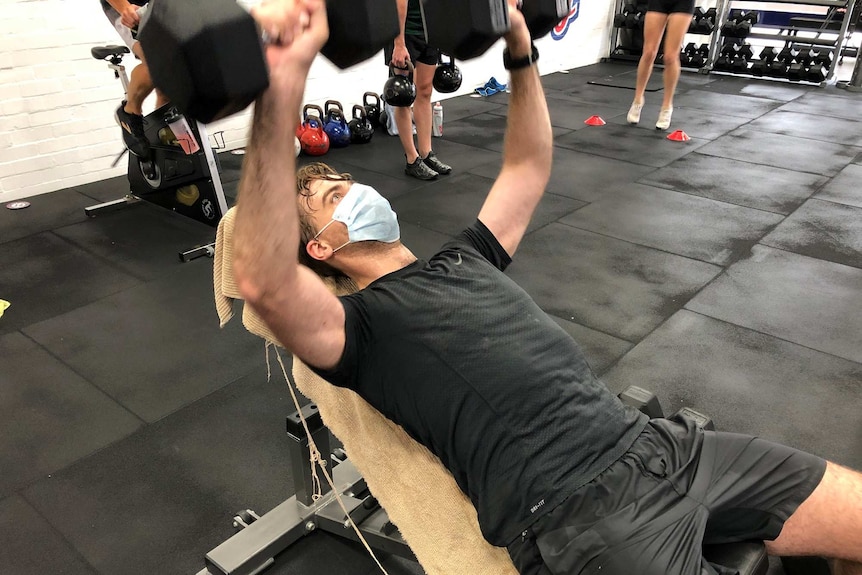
[422,0,575,60]
[140,0,399,123]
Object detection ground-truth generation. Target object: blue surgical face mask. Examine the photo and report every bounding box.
[313,183,400,252]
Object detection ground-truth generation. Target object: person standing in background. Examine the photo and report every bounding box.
[384,0,452,180]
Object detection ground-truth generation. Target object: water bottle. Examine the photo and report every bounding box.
[432,101,443,137]
[164,108,200,155]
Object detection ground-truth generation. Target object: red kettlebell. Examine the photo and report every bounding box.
[300,104,330,156]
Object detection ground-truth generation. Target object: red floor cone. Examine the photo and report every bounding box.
[584,115,606,126]
[667,129,690,142]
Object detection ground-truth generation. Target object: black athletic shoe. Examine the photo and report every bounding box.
[405,155,438,180]
[422,150,452,175]
[115,101,151,159]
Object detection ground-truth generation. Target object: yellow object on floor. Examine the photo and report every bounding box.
[213,208,518,575]
[0,299,9,318]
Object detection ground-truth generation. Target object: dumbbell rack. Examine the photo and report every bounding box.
[606,0,722,72]
[606,0,858,84]
[704,0,859,84]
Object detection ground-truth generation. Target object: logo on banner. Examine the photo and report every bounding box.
[551,0,580,40]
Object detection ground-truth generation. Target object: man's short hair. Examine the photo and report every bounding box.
[295,162,353,278]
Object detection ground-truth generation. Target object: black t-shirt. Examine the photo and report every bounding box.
[405,0,424,37]
[313,220,647,546]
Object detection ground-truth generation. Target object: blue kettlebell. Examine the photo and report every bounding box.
[324,100,351,148]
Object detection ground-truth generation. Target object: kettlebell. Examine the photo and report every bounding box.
[323,100,351,148]
[348,105,374,144]
[433,54,463,93]
[299,104,329,156]
[383,61,416,107]
[363,92,381,130]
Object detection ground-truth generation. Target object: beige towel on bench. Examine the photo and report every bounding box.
[214,207,518,575]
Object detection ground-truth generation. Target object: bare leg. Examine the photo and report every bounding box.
[124,42,155,115]
[765,462,862,573]
[660,12,693,110]
[394,105,418,163]
[413,62,435,158]
[633,11,668,105]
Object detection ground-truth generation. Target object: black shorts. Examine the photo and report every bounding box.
[647,0,695,14]
[508,415,826,575]
[383,33,441,68]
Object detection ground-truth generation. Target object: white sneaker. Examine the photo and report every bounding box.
[627,101,644,125]
[656,107,673,130]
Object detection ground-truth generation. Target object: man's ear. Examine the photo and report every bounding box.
[306,239,332,261]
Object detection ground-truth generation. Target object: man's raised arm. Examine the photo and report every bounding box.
[477,2,554,257]
[232,0,346,371]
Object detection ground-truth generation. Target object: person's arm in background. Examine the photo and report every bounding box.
[232,0,346,371]
[391,0,410,67]
[104,0,140,29]
[477,0,553,257]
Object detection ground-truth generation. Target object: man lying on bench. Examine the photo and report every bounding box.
[231,0,862,573]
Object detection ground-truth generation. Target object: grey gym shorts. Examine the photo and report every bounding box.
[508,415,826,575]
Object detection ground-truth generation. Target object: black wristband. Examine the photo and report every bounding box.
[503,44,539,70]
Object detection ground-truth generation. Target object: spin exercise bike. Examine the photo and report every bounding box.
[88,44,229,262]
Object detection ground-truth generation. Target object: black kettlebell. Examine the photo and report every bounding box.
[363,92,381,130]
[383,61,416,107]
[348,105,374,144]
[433,54,462,93]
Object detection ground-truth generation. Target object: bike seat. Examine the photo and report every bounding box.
[90,45,130,60]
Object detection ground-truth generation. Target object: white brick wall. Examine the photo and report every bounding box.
[0,0,612,203]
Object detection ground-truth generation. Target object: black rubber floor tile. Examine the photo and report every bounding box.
[338,135,499,181]
[0,232,139,335]
[603,310,862,469]
[0,189,96,245]
[324,131,409,176]
[669,89,783,119]
[604,104,750,140]
[439,112,510,152]
[760,199,862,269]
[555,122,709,168]
[399,220,454,261]
[556,62,638,81]
[639,153,827,214]
[0,495,98,575]
[815,163,862,208]
[0,332,141,497]
[558,183,783,265]
[23,263,263,423]
[701,76,812,102]
[747,109,862,147]
[438,93,505,122]
[697,127,859,176]
[22,366,317,575]
[469,147,656,203]
[550,81,646,108]
[777,91,862,120]
[442,112,571,152]
[53,203,216,281]
[506,224,721,341]
[549,315,633,375]
[336,162,429,201]
[687,245,862,364]
[391,173,585,237]
[539,95,629,131]
[216,149,245,184]
[67,175,129,203]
